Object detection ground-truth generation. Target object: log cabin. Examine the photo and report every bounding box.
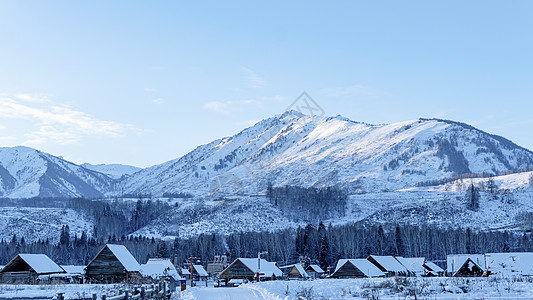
[0,254,65,284]
[85,244,141,283]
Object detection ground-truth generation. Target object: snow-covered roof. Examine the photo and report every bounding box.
[486,252,533,276]
[447,254,485,274]
[237,258,283,278]
[181,268,191,275]
[394,256,415,273]
[291,264,308,277]
[334,259,385,277]
[424,261,444,273]
[105,244,141,272]
[368,255,408,273]
[144,258,183,281]
[306,264,325,273]
[60,265,85,275]
[5,254,65,275]
[193,265,208,277]
[403,258,426,275]
[140,263,183,281]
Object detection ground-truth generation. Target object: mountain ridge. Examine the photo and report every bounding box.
[1,113,533,199]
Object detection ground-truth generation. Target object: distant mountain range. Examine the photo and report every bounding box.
[1,111,533,199]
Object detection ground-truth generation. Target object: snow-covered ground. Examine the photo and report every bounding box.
[0,283,135,299]
[181,277,533,300]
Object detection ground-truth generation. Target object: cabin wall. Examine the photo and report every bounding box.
[219,260,255,280]
[86,247,130,283]
[332,263,366,278]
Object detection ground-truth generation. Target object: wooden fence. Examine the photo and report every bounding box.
[0,282,175,300]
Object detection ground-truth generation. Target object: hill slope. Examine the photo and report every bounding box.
[120,111,533,197]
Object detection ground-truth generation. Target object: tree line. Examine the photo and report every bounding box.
[2,222,532,272]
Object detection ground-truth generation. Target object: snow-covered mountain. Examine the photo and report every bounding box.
[81,163,141,180]
[0,146,114,198]
[2,112,533,199]
[120,111,533,197]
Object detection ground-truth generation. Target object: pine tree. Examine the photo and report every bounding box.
[377,225,385,255]
[394,224,404,256]
[487,177,497,194]
[465,228,472,253]
[318,235,329,270]
[466,184,480,210]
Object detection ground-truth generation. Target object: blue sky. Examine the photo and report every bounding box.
[0,1,531,167]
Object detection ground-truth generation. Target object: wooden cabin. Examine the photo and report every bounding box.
[218,258,282,284]
[286,264,309,279]
[85,244,141,283]
[192,265,208,280]
[447,254,485,277]
[423,261,445,277]
[331,259,385,278]
[367,255,410,277]
[305,264,325,279]
[0,254,65,284]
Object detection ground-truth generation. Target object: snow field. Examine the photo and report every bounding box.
[182,277,533,300]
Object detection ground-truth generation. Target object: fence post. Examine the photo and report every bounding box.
[102,295,106,300]
[124,291,129,300]
[141,287,145,300]
[92,294,97,300]
[57,293,64,300]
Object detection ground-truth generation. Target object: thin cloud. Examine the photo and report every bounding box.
[203,95,287,115]
[15,93,51,103]
[0,95,141,145]
[241,67,267,89]
[151,98,165,104]
[203,101,235,114]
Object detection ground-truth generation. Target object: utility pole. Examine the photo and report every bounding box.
[188,256,198,287]
[257,251,268,283]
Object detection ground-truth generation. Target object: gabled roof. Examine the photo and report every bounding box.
[424,261,444,273]
[306,264,325,273]
[368,255,408,273]
[181,267,191,275]
[87,244,141,272]
[446,254,485,274]
[403,257,426,275]
[334,259,385,277]
[193,265,208,277]
[394,257,415,273]
[486,252,533,276]
[236,258,283,278]
[1,254,64,275]
[290,264,308,277]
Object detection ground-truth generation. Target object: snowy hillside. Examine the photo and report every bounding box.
[0,146,114,198]
[131,196,302,239]
[0,207,93,243]
[120,111,533,197]
[81,163,141,180]
[133,171,533,239]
